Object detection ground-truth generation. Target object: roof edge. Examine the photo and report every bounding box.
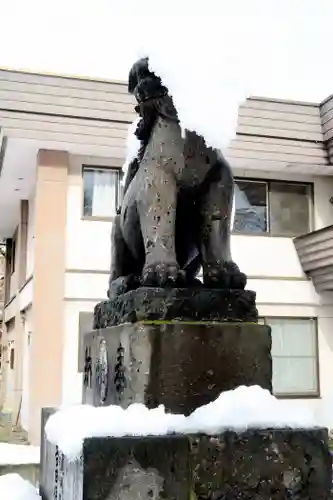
[320,92,333,107]
[0,67,329,108]
[248,95,320,107]
[0,66,128,87]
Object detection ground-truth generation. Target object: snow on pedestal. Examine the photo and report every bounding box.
[45,385,315,461]
[38,387,331,499]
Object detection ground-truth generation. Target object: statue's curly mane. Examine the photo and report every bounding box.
[122,58,179,196]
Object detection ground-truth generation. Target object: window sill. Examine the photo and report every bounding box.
[81,216,115,222]
[275,392,320,400]
[232,232,308,238]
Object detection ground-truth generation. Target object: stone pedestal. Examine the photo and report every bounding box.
[40,427,331,500]
[80,321,272,413]
[93,287,258,328]
[40,408,58,500]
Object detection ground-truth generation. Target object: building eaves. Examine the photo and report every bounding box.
[0,130,7,177]
[0,66,127,87]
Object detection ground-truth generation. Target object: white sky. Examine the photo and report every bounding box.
[1,0,333,103]
[2,0,333,150]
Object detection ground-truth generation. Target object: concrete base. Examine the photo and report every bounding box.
[40,429,331,500]
[80,321,272,413]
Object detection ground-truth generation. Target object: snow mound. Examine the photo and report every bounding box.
[0,474,40,500]
[45,385,316,461]
[0,443,40,466]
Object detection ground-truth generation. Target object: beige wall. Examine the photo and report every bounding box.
[28,150,68,444]
[0,150,69,443]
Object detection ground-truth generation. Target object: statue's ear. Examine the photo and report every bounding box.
[128,67,137,94]
[128,57,150,94]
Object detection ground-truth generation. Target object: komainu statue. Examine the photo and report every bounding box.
[108,57,246,298]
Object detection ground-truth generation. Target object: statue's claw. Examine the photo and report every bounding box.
[108,275,140,299]
[203,261,247,290]
[141,261,186,288]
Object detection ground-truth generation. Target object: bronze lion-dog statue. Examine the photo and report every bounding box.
[108,57,246,298]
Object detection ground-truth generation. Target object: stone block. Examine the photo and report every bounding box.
[40,408,57,500]
[81,321,272,413]
[39,428,332,500]
[93,287,258,328]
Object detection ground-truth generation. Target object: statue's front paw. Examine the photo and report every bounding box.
[203,261,247,290]
[141,261,185,287]
[108,275,140,298]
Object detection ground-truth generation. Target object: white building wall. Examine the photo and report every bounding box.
[62,154,115,404]
[65,155,114,272]
[61,159,333,427]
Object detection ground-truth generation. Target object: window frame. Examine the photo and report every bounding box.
[7,231,18,276]
[81,165,121,222]
[9,347,15,370]
[233,177,314,238]
[260,316,320,399]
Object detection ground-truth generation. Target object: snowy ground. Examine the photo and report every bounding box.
[0,445,40,498]
[0,473,40,499]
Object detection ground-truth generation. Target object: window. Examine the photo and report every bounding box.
[83,167,120,219]
[9,348,15,370]
[260,317,319,397]
[233,179,312,237]
[9,238,16,275]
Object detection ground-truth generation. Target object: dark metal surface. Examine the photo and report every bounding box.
[107,57,246,299]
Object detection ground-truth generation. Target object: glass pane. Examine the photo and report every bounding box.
[83,168,118,218]
[269,318,316,357]
[83,169,94,216]
[269,182,311,236]
[272,356,318,395]
[233,180,267,234]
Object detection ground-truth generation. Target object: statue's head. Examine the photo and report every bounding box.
[126,57,179,159]
[128,57,169,104]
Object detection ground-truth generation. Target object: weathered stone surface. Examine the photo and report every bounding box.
[93,287,258,328]
[39,408,57,500]
[40,429,332,500]
[81,322,272,413]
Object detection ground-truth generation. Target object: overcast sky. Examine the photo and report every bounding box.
[1,0,333,103]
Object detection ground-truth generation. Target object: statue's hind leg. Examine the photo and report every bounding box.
[200,158,247,290]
